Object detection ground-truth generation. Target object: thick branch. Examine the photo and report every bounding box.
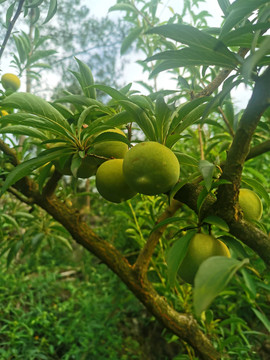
[215,66,270,217]
[246,140,270,161]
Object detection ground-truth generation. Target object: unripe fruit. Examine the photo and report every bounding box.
[96,159,137,203]
[54,155,102,178]
[178,233,230,284]
[93,128,128,159]
[123,141,180,195]
[1,73,21,91]
[76,156,102,178]
[239,188,263,221]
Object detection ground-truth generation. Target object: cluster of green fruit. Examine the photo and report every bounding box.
[177,189,263,284]
[54,127,180,203]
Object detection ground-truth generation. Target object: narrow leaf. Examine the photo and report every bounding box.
[166,231,197,286]
[75,58,96,99]
[43,0,57,24]
[202,215,229,232]
[252,308,270,332]
[199,160,215,191]
[0,148,72,196]
[121,27,143,55]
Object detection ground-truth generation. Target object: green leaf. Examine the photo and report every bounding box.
[202,215,229,232]
[54,94,104,108]
[252,308,270,332]
[221,23,270,47]
[25,0,44,8]
[149,216,183,235]
[103,111,132,128]
[91,84,129,102]
[43,0,57,24]
[219,235,249,259]
[155,96,173,143]
[146,24,235,58]
[218,0,230,15]
[219,0,269,39]
[242,37,270,81]
[199,160,215,192]
[149,48,238,77]
[0,125,48,140]
[0,113,73,140]
[75,58,96,99]
[0,214,20,230]
[91,131,130,146]
[54,235,73,251]
[166,231,197,286]
[0,148,72,196]
[13,34,28,63]
[169,97,209,135]
[193,257,249,316]
[117,100,156,140]
[1,92,70,129]
[121,27,143,55]
[173,152,198,167]
[167,104,209,148]
[108,4,137,13]
[77,105,98,140]
[6,2,15,27]
[27,49,56,66]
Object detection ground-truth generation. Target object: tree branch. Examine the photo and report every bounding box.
[246,140,270,161]
[196,48,249,98]
[0,0,26,60]
[215,66,270,217]
[0,138,20,166]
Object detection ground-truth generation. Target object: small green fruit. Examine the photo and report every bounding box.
[96,159,137,203]
[178,233,230,284]
[239,188,263,221]
[123,141,180,195]
[93,128,128,159]
[54,155,102,178]
[76,156,102,178]
[1,73,21,91]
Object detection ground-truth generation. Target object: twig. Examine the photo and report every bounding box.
[0,0,26,60]
[42,169,62,198]
[0,138,19,166]
[133,199,182,279]
[218,106,235,137]
[246,140,270,160]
